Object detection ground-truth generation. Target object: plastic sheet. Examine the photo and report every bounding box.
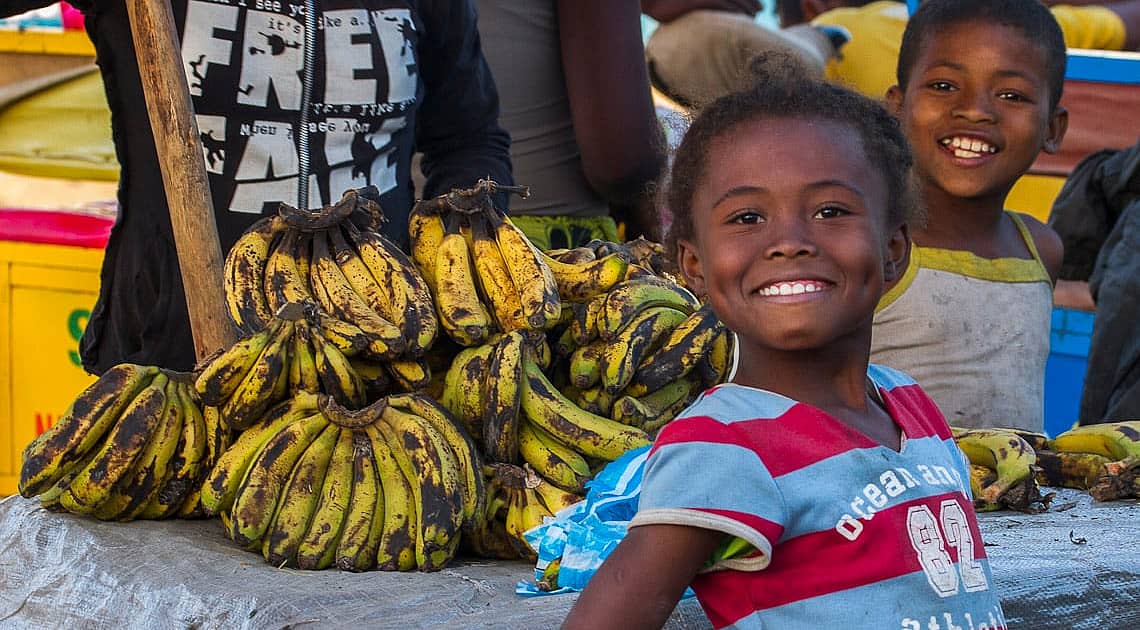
[1,489,1138,629]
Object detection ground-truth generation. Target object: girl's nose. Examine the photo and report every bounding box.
[763,220,817,259]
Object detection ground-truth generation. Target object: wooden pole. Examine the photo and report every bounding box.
[125,0,237,360]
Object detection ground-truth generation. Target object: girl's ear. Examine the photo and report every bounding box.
[676,239,707,299]
[885,85,904,118]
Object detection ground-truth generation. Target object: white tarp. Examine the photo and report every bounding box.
[0,489,1137,629]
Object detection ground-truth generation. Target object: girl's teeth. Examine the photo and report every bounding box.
[763,282,823,296]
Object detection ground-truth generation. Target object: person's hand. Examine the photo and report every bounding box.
[641,0,761,23]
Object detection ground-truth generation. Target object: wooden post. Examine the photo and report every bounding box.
[125,0,237,360]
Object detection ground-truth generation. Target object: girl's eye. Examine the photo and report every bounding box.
[732,211,763,224]
[814,205,848,219]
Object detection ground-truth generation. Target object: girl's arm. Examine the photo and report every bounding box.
[1018,213,1065,284]
[563,523,723,630]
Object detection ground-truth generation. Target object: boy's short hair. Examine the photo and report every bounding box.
[897,0,1067,111]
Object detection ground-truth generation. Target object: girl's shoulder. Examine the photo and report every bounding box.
[680,383,799,426]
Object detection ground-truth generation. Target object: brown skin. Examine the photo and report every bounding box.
[565,117,909,628]
[886,20,1068,287]
[559,0,668,241]
[641,0,763,23]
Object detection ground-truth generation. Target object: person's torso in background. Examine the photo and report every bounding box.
[871,215,1053,432]
[475,0,606,218]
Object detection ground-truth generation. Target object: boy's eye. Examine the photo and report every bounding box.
[997,90,1028,103]
[814,205,848,219]
[928,80,955,91]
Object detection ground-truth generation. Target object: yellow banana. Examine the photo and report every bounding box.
[309,326,367,408]
[439,343,495,441]
[968,464,998,504]
[520,356,652,461]
[576,385,617,418]
[262,421,339,567]
[531,473,584,515]
[435,213,494,346]
[364,423,418,571]
[408,206,446,286]
[626,304,724,397]
[387,392,485,527]
[489,211,561,330]
[219,320,295,431]
[598,276,699,340]
[20,363,160,497]
[568,340,606,390]
[64,372,170,513]
[953,429,1037,505]
[468,212,528,333]
[387,357,432,392]
[333,431,384,572]
[1034,449,1111,490]
[483,331,525,464]
[570,293,606,346]
[195,320,282,406]
[229,412,331,548]
[223,216,282,333]
[314,315,373,358]
[1049,422,1140,461]
[310,229,407,359]
[263,230,315,313]
[540,250,630,303]
[349,223,438,356]
[295,426,356,570]
[200,391,320,515]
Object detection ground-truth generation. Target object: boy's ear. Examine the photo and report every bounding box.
[883,223,910,284]
[676,239,707,300]
[884,85,904,118]
[1042,106,1068,154]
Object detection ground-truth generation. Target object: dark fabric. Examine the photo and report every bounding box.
[61,0,510,374]
[1047,139,1140,425]
[1048,138,1140,282]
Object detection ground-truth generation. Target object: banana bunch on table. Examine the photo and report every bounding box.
[222,189,437,382]
[19,363,225,521]
[200,390,482,572]
[951,427,1052,513]
[1038,421,1140,501]
[409,179,633,345]
[467,462,583,561]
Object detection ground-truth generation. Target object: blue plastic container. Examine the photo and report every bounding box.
[1043,308,1095,437]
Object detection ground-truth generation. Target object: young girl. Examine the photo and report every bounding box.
[873,0,1069,432]
[563,62,1006,630]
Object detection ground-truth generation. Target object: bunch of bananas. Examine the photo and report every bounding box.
[1041,421,1140,501]
[409,179,633,345]
[199,390,482,572]
[223,189,437,363]
[195,302,381,430]
[951,427,1051,513]
[470,463,583,561]
[19,363,225,521]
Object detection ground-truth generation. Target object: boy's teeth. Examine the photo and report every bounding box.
[942,137,996,155]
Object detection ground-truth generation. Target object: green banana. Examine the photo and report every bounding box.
[518,420,591,493]
[439,344,495,441]
[1049,421,1140,461]
[520,356,651,461]
[219,319,295,431]
[334,431,384,572]
[540,250,630,303]
[626,304,724,397]
[195,318,283,405]
[568,340,606,390]
[599,306,689,395]
[598,276,699,341]
[262,422,340,567]
[954,429,1037,504]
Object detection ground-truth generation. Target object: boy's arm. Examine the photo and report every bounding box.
[563,523,723,630]
[1018,213,1065,285]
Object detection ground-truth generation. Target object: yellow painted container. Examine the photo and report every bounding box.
[0,237,105,496]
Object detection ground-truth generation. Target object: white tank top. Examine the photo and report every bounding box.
[871,213,1052,432]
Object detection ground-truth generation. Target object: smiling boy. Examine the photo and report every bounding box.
[871,0,1068,432]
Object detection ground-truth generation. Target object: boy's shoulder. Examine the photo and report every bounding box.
[679,383,798,426]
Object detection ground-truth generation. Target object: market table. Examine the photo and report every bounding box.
[0,490,1136,629]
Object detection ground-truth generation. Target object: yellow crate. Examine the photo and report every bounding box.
[0,239,103,496]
